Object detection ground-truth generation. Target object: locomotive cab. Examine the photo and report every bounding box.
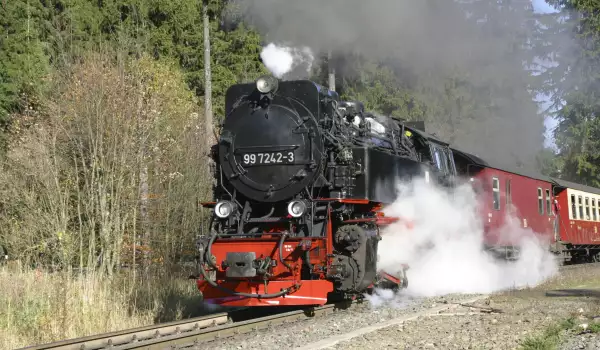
[399,126,458,187]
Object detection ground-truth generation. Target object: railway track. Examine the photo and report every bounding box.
[19,302,353,350]
[19,261,599,350]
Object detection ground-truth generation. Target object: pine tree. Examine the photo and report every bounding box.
[538,0,600,185]
[0,0,50,150]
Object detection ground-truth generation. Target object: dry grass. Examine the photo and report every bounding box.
[0,263,205,349]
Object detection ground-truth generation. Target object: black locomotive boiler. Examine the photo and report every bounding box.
[196,76,458,306]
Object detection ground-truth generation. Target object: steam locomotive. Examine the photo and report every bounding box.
[195,76,459,306]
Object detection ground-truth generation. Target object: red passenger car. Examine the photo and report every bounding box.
[552,179,600,262]
[452,149,555,258]
[453,147,600,263]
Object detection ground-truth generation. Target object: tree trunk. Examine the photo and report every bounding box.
[203,0,217,193]
[139,163,150,269]
[203,0,214,147]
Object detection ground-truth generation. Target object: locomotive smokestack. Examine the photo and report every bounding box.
[328,50,336,92]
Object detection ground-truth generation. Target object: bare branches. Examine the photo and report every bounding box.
[0,53,210,272]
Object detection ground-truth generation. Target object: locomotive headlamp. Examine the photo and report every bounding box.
[287,200,307,218]
[256,75,279,94]
[215,200,235,219]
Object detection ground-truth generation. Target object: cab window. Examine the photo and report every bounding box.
[445,148,458,176]
[429,143,457,177]
[434,150,443,171]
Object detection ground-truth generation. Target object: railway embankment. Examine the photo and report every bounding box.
[0,264,215,350]
[14,263,600,350]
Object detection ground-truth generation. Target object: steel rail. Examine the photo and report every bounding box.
[19,312,230,350]
[18,302,351,350]
[118,303,348,350]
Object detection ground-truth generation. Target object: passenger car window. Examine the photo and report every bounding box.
[546,189,551,216]
[492,177,500,210]
[506,179,512,205]
[538,188,543,215]
[571,194,577,219]
[579,196,584,219]
[585,197,590,220]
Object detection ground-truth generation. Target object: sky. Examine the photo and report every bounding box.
[532,0,558,14]
[530,0,560,149]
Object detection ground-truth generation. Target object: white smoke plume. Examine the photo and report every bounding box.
[260,43,314,79]
[375,177,558,300]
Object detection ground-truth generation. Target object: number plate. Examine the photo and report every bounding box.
[241,151,295,166]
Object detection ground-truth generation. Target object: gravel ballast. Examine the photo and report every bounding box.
[326,264,600,350]
[212,293,484,350]
[208,264,600,350]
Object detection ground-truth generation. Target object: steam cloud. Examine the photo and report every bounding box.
[260,43,314,79]
[232,0,577,170]
[373,178,558,301]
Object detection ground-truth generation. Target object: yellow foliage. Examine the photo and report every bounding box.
[0,266,202,349]
[0,52,211,270]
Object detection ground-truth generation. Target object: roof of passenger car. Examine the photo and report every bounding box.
[451,147,600,195]
[450,147,551,182]
[550,178,600,195]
